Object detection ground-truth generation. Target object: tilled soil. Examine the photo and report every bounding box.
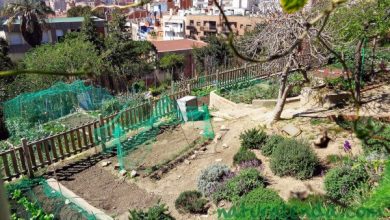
[60,164,159,218]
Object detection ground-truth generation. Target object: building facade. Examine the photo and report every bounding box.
[185,14,263,40]
[2,16,106,59]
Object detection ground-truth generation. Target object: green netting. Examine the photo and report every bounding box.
[3,80,114,125]
[6,178,98,219]
[95,95,215,172]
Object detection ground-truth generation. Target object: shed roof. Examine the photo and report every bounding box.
[150,39,207,53]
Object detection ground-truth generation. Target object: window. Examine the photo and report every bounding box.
[190,20,194,25]
[197,22,201,26]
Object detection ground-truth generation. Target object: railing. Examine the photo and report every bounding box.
[0,89,190,181]
[172,54,322,91]
[0,54,322,181]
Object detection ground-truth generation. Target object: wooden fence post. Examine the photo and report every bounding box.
[0,178,11,220]
[99,114,107,152]
[187,84,191,94]
[21,138,34,178]
[216,70,219,88]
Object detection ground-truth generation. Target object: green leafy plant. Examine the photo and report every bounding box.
[11,189,54,220]
[239,128,267,149]
[212,168,265,203]
[175,190,208,214]
[324,163,369,206]
[270,139,319,179]
[129,200,174,220]
[262,135,286,157]
[197,164,231,196]
[233,147,259,165]
[101,98,123,116]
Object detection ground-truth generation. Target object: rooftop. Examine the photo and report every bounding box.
[150,39,207,53]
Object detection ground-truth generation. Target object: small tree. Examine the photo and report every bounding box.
[159,53,185,81]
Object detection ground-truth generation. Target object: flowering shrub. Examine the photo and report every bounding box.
[233,147,259,165]
[262,135,286,156]
[239,128,268,149]
[175,191,208,214]
[197,164,231,196]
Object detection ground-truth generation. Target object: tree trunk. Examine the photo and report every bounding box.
[370,37,377,80]
[270,56,293,124]
[353,39,365,104]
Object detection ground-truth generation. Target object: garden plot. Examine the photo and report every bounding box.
[60,164,159,218]
[217,77,302,105]
[116,121,206,173]
[8,179,98,220]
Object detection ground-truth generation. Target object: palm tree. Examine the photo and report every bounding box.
[4,0,54,47]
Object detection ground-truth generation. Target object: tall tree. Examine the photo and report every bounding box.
[324,0,390,103]
[102,11,156,80]
[0,38,13,140]
[193,36,233,74]
[4,0,54,47]
[81,13,103,51]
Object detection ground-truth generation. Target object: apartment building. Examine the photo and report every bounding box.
[162,11,186,40]
[2,16,106,59]
[185,14,263,40]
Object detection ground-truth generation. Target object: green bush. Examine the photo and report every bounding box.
[235,187,284,206]
[270,139,319,179]
[129,201,174,220]
[324,164,369,205]
[239,128,268,149]
[262,135,286,157]
[175,191,208,214]
[101,99,122,116]
[197,164,231,196]
[150,83,169,97]
[212,168,265,202]
[233,147,258,165]
[228,188,299,220]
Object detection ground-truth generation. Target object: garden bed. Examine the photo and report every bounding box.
[60,164,159,218]
[113,121,207,174]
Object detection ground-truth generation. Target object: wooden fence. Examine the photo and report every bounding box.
[0,54,322,181]
[172,54,321,91]
[0,89,190,181]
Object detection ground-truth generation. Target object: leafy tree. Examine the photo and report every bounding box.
[66,5,105,18]
[192,36,233,74]
[23,36,103,74]
[326,0,390,102]
[0,38,13,140]
[4,0,54,47]
[159,53,185,80]
[103,11,156,80]
[81,14,103,51]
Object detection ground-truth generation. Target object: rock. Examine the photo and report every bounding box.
[200,147,207,151]
[213,117,225,122]
[189,154,196,160]
[281,124,302,137]
[220,125,229,131]
[222,143,229,149]
[114,163,120,170]
[119,169,127,176]
[65,199,70,205]
[215,158,222,162]
[289,187,308,200]
[216,133,222,140]
[101,161,111,167]
[130,170,137,178]
[184,159,191,165]
[199,130,204,135]
[177,175,181,180]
